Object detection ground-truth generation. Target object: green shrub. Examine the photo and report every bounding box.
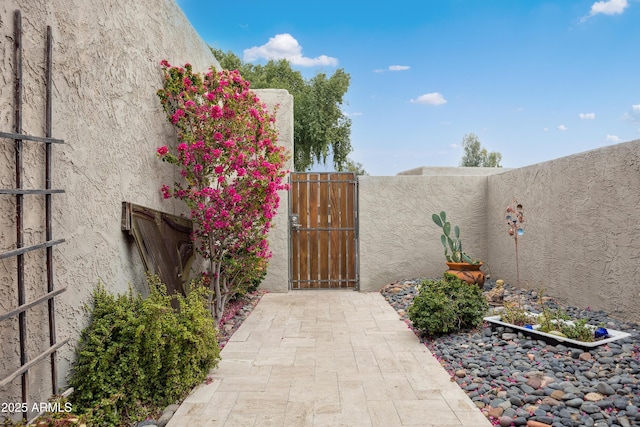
[69,275,220,425]
[408,274,488,336]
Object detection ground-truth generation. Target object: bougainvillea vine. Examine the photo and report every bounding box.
[156,60,289,325]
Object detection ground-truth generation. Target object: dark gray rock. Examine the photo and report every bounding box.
[596,381,616,395]
[580,402,601,414]
[157,403,180,427]
[566,398,584,408]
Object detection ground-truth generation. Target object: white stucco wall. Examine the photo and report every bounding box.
[1,0,222,411]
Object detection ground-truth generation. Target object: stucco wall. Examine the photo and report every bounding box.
[254,89,294,293]
[358,174,490,292]
[359,146,640,324]
[397,166,512,176]
[1,0,223,412]
[486,139,640,322]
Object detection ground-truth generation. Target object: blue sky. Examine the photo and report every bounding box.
[176,0,640,175]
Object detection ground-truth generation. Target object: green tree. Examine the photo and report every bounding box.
[341,157,368,175]
[459,133,502,167]
[212,48,352,171]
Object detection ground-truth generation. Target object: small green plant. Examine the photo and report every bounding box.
[500,289,604,342]
[408,273,488,336]
[431,211,479,264]
[534,290,601,342]
[558,318,596,342]
[68,275,220,426]
[537,315,599,342]
[500,301,537,326]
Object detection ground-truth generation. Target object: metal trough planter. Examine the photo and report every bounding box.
[484,313,631,348]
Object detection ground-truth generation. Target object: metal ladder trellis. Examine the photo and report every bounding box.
[0,10,69,423]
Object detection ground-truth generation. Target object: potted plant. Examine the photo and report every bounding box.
[432,211,485,286]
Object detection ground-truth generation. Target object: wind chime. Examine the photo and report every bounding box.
[505,200,525,288]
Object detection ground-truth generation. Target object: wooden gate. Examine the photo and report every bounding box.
[289,172,358,289]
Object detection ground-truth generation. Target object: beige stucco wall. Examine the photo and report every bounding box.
[359,145,640,324]
[359,140,640,321]
[358,174,491,292]
[255,89,294,293]
[486,139,640,322]
[1,0,224,413]
[397,166,512,176]
[1,3,294,413]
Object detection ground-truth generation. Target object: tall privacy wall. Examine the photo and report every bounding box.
[485,139,640,322]
[1,0,293,411]
[256,89,294,292]
[358,172,500,291]
[358,140,640,323]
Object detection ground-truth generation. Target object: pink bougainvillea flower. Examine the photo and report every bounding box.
[161,184,171,199]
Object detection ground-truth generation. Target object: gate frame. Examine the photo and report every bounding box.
[287,172,359,290]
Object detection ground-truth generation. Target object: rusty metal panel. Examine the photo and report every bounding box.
[121,202,194,297]
[0,12,68,422]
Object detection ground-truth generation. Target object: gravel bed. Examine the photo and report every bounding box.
[217,289,268,348]
[381,278,640,427]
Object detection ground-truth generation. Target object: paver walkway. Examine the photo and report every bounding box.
[167,291,492,427]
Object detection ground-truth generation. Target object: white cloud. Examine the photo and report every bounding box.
[243,33,338,67]
[374,65,410,73]
[623,104,640,123]
[579,112,595,119]
[410,92,447,106]
[557,125,568,131]
[581,0,628,22]
[606,134,621,142]
[590,0,628,15]
[449,143,459,149]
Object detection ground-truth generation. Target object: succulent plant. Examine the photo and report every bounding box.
[431,211,479,264]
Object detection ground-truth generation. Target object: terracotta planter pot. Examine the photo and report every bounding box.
[445,262,485,286]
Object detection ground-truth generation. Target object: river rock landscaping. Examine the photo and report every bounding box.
[382,279,640,427]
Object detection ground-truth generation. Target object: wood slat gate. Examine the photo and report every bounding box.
[289,172,358,289]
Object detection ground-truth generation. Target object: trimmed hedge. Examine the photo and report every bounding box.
[69,276,220,425]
